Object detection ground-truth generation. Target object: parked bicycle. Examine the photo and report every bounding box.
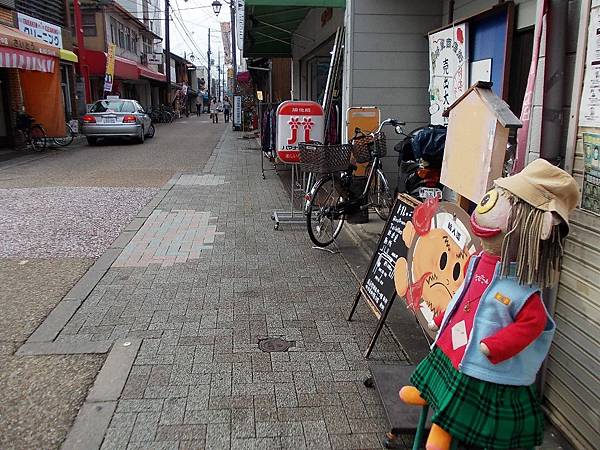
[52,121,77,147]
[301,118,404,247]
[148,105,175,123]
[15,111,47,152]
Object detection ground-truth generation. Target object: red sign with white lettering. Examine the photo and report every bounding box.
[276,101,324,163]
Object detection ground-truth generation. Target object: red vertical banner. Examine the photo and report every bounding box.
[514,0,548,174]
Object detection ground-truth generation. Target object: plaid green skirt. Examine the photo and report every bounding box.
[410,347,544,449]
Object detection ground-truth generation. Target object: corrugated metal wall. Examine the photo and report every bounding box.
[15,0,64,27]
[545,205,600,450]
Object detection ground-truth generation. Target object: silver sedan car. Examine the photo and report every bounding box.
[81,99,155,145]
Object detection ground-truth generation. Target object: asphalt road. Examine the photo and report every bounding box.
[0,117,224,188]
[0,117,225,449]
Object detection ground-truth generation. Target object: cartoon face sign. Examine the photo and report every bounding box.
[394,198,480,338]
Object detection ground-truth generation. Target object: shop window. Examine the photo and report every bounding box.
[118,24,125,49]
[110,18,117,44]
[82,12,97,36]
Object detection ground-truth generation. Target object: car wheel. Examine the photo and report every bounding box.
[86,137,97,146]
[137,126,145,144]
[146,123,155,138]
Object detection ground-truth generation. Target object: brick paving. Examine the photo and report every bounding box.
[60,128,406,449]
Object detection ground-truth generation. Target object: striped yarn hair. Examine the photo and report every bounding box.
[499,192,564,288]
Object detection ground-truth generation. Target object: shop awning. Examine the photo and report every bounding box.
[138,64,166,82]
[59,49,78,63]
[0,23,58,72]
[86,50,139,80]
[244,1,345,57]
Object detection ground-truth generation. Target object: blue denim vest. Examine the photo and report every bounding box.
[432,255,556,386]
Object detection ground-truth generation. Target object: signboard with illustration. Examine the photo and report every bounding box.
[276,101,324,164]
[428,23,468,125]
[393,198,480,339]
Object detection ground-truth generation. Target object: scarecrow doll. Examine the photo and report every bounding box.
[398,159,580,449]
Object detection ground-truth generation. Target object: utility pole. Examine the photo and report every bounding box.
[231,2,237,94]
[207,28,211,99]
[72,0,90,104]
[164,0,171,104]
[230,1,238,129]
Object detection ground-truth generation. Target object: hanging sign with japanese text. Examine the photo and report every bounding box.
[236,0,245,51]
[17,12,63,49]
[428,23,468,125]
[276,101,325,164]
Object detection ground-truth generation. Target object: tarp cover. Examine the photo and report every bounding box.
[20,69,65,137]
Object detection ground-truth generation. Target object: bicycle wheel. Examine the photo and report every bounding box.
[30,124,47,152]
[369,168,393,220]
[52,123,74,147]
[306,175,345,247]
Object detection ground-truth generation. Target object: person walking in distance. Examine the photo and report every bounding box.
[195,94,202,116]
[223,95,232,123]
[210,97,219,123]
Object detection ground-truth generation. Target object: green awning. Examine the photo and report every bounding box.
[243,1,345,57]
[246,0,345,5]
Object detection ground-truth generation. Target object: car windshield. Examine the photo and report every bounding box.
[90,100,135,113]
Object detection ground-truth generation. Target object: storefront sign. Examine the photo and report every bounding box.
[582,133,600,215]
[233,95,242,127]
[276,101,324,164]
[103,43,116,92]
[428,23,468,125]
[236,0,245,51]
[17,12,62,49]
[580,6,600,127]
[147,53,163,65]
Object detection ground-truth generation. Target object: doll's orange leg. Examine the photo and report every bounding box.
[425,424,453,450]
[399,386,428,406]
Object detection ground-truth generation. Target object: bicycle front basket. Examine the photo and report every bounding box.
[351,136,373,164]
[299,143,352,174]
[372,132,387,157]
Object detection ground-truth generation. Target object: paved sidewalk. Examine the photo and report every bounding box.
[56,128,406,449]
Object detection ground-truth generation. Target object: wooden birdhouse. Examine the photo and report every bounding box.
[440,81,522,203]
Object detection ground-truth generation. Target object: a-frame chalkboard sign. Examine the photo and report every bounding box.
[348,193,421,358]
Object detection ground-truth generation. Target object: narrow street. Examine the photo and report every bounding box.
[0,119,406,449]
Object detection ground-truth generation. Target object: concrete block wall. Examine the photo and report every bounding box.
[342,0,444,177]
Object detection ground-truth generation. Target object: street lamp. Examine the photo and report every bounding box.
[211,0,222,15]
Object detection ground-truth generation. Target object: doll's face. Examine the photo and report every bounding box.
[412,228,469,313]
[470,188,512,238]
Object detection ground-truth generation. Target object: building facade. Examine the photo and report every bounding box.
[241,1,598,448]
[79,0,165,109]
[0,0,79,145]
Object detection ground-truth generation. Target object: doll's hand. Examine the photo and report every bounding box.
[479,342,491,356]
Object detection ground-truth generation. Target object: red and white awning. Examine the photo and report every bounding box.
[0,48,56,73]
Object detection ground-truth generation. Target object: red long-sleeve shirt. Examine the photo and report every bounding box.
[436,252,547,368]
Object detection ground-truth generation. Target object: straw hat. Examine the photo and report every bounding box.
[494,159,580,229]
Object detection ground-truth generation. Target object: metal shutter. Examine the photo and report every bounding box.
[544,209,600,450]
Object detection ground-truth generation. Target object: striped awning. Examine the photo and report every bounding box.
[0,47,56,72]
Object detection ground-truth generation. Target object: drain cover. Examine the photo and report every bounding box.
[258,337,294,353]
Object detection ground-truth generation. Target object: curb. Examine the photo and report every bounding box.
[61,339,142,450]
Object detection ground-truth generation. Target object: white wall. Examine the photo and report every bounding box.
[343,0,444,174]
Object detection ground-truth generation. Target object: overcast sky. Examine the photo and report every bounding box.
[168,0,230,69]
